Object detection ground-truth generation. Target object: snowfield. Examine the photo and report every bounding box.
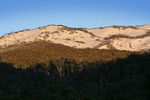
[0,24,150,51]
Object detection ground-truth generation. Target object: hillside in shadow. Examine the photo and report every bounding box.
[0,53,150,100]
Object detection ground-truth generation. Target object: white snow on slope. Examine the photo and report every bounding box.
[112,37,150,51]
[0,25,150,51]
[87,27,147,37]
[136,24,150,30]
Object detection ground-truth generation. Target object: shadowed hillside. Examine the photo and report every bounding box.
[0,53,150,100]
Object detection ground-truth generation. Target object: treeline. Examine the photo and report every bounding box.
[0,53,150,100]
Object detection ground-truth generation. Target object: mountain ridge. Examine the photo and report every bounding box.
[0,24,150,51]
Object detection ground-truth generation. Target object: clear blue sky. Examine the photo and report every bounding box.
[0,0,150,36]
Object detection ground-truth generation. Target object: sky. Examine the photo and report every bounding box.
[0,0,150,36]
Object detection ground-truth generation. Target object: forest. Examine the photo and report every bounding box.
[0,52,150,100]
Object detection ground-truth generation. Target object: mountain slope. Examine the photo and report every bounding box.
[0,41,131,68]
[0,24,150,51]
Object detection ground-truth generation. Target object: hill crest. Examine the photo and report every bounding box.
[0,24,150,51]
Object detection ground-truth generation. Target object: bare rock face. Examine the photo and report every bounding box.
[0,24,150,51]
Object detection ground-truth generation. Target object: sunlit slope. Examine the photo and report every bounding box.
[0,41,131,68]
[0,25,150,51]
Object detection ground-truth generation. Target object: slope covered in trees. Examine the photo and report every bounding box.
[0,53,150,100]
[0,41,132,69]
